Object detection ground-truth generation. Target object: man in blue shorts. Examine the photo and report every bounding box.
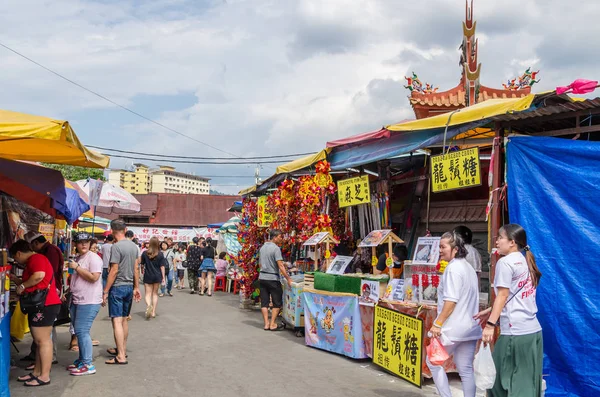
[102,219,141,365]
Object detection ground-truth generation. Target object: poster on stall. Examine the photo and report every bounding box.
[337,175,370,208]
[373,305,424,387]
[38,223,55,241]
[412,237,441,265]
[282,281,304,328]
[404,263,439,304]
[303,291,367,359]
[326,255,353,275]
[430,147,481,193]
[303,232,329,246]
[359,279,380,306]
[383,278,405,302]
[257,196,273,227]
[358,229,392,247]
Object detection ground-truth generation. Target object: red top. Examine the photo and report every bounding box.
[23,253,62,306]
[39,242,64,291]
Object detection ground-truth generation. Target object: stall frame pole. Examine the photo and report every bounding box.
[489,122,504,303]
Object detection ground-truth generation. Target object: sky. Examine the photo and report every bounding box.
[1,0,598,194]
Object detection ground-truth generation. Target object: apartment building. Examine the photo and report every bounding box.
[108,164,210,195]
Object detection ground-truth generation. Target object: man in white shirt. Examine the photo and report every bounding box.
[453,226,482,273]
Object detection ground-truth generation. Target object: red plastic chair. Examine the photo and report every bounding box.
[232,279,240,294]
[214,276,226,292]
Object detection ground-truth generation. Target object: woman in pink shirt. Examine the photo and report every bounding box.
[66,232,103,376]
[215,252,228,277]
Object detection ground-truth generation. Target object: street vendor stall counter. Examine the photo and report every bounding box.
[282,278,305,337]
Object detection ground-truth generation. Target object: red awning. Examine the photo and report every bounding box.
[326,128,390,148]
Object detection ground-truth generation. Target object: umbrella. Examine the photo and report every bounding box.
[75,180,141,212]
[0,158,90,223]
[0,109,109,168]
[227,201,242,212]
[217,216,240,234]
[217,216,241,256]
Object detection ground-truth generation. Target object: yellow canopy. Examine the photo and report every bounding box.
[238,185,257,196]
[0,109,110,168]
[386,95,536,132]
[275,149,330,174]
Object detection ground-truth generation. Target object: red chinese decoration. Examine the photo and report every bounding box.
[235,199,264,299]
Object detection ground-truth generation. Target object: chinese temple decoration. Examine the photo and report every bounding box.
[236,198,264,299]
[502,68,540,91]
[404,72,439,94]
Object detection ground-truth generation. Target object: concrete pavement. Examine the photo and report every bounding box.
[9,286,467,397]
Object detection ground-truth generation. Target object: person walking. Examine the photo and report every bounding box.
[199,238,217,296]
[21,231,63,366]
[65,232,103,376]
[186,238,203,294]
[159,241,175,297]
[103,220,141,365]
[258,230,292,331]
[174,244,186,289]
[141,237,166,318]
[475,224,543,397]
[10,240,62,387]
[100,235,114,289]
[427,231,481,397]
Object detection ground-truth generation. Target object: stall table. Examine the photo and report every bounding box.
[282,281,305,337]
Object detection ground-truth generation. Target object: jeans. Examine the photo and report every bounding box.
[160,269,174,294]
[70,303,101,366]
[102,268,109,289]
[426,339,477,397]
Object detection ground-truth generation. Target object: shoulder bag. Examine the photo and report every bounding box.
[20,273,54,314]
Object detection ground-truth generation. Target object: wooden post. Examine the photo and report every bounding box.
[489,122,504,302]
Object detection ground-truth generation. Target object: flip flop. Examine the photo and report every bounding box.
[25,364,35,371]
[92,340,100,346]
[270,324,285,331]
[106,348,128,358]
[17,373,34,382]
[105,357,128,365]
[24,375,51,387]
[69,346,79,352]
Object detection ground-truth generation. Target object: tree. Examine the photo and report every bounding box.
[209,189,226,195]
[41,163,106,182]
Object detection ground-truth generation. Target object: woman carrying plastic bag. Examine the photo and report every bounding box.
[426,231,482,397]
[474,224,543,397]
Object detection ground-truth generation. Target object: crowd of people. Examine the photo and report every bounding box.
[9,219,232,385]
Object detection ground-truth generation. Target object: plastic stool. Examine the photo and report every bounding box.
[214,276,226,292]
[233,280,240,294]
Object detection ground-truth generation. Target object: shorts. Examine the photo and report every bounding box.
[108,285,134,318]
[177,269,185,278]
[259,279,283,309]
[28,304,61,327]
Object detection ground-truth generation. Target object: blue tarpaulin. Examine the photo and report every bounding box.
[0,312,11,397]
[507,136,600,397]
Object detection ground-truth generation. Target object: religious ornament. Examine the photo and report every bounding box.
[502,68,540,90]
[404,72,439,94]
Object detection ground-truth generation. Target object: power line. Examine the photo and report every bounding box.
[90,145,313,160]
[0,40,259,162]
[102,153,287,164]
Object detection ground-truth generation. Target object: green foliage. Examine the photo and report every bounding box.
[41,163,106,182]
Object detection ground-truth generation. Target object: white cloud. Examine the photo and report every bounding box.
[0,0,599,194]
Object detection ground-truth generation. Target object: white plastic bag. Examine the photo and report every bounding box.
[474,344,496,390]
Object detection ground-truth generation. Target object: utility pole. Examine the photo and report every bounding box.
[254,164,262,185]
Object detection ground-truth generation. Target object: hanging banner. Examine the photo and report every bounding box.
[128,227,217,242]
[430,147,481,193]
[303,290,367,359]
[256,196,273,227]
[38,223,55,241]
[337,175,370,208]
[373,305,424,387]
[88,179,104,207]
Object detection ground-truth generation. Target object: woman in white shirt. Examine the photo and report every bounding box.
[475,224,543,397]
[174,245,187,289]
[427,231,482,397]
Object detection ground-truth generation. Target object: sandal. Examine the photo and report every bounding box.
[69,346,79,352]
[106,348,128,358]
[270,324,285,331]
[92,340,100,346]
[145,305,153,319]
[25,363,35,371]
[17,373,34,382]
[105,357,128,365]
[24,375,51,387]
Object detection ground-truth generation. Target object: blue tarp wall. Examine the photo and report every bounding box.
[507,136,600,397]
[0,312,11,397]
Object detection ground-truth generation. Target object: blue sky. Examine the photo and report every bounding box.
[1,0,598,193]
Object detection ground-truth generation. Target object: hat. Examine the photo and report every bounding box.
[24,231,43,243]
[73,232,93,243]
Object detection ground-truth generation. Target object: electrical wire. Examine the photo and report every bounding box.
[101,153,287,164]
[90,145,314,160]
[0,40,269,163]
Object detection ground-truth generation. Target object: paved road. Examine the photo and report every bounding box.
[9,286,467,397]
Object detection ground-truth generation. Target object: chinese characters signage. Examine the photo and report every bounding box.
[430,147,481,193]
[373,306,423,387]
[337,175,370,208]
[257,196,273,227]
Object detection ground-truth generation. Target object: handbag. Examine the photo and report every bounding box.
[54,290,72,326]
[20,273,54,314]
